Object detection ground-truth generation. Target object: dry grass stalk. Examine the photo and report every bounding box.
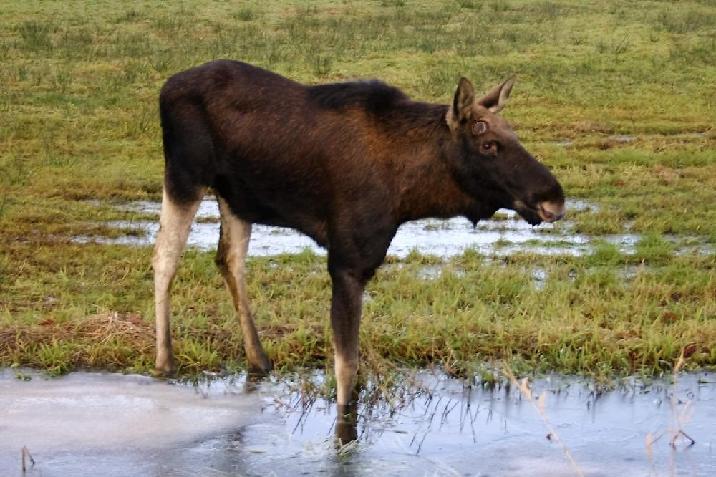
[668,348,696,448]
[503,366,585,477]
[21,446,35,473]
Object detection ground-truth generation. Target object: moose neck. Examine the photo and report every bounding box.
[390,103,488,224]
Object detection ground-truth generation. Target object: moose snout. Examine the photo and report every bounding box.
[537,201,566,223]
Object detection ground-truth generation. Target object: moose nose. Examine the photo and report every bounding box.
[538,201,565,223]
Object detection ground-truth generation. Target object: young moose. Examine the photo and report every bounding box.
[154,60,565,429]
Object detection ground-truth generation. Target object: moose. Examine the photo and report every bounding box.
[153,60,565,440]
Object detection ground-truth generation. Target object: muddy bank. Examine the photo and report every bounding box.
[2,370,715,476]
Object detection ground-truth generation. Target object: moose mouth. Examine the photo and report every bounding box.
[513,200,565,226]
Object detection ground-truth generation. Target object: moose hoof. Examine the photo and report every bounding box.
[335,403,358,445]
[249,360,273,377]
[247,356,273,377]
[153,356,176,377]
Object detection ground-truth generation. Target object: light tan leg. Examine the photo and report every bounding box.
[215,198,271,373]
[334,354,360,406]
[328,265,363,407]
[331,269,361,438]
[153,189,202,375]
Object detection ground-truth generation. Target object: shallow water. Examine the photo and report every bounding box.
[2,370,715,476]
[70,199,616,257]
[74,198,712,257]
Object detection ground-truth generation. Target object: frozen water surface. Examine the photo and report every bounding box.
[1,370,715,477]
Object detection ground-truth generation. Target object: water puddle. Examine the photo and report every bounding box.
[73,198,708,258]
[607,134,637,144]
[73,198,712,258]
[549,139,574,147]
[531,267,548,290]
[2,370,715,476]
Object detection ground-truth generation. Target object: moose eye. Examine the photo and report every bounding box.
[482,141,496,152]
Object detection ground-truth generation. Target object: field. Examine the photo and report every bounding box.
[0,0,715,387]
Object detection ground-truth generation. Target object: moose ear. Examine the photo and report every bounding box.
[478,76,515,113]
[446,77,475,131]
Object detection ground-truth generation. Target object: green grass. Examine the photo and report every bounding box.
[0,0,715,383]
[1,245,714,380]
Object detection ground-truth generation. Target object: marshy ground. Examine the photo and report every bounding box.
[0,0,715,473]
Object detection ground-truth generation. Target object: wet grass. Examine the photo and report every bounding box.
[1,245,714,381]
[0,0,715,384]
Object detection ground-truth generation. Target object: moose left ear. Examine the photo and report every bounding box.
[446,77,475,131]
[478,76,515,113]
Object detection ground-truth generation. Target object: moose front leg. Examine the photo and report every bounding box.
[329,264,365,444]
[329,266,364,407]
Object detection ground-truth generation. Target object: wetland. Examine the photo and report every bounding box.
[0,0,715,473]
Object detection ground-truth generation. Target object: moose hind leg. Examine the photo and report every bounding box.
[215,198,271,374]
[153,189,202,375]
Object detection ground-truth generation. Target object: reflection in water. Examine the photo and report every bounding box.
[1,370,715,476]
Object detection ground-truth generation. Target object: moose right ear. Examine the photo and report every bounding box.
[446,77,475,132]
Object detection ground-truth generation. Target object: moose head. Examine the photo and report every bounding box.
[446,77,565,226]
